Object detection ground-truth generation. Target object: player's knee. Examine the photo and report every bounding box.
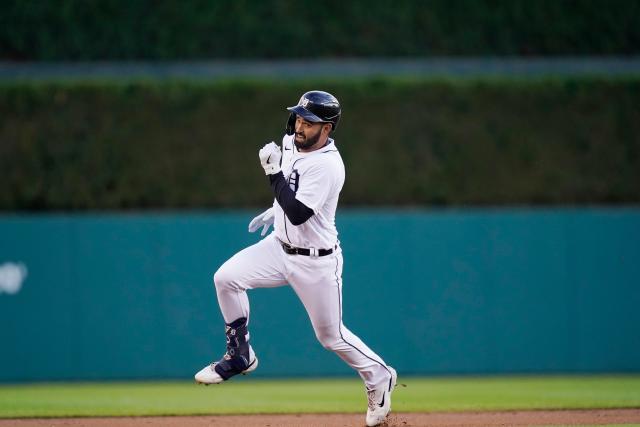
[213,267,233,290]
[315,328,342,351]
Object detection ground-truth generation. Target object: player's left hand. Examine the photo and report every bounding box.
[259,142,282,175]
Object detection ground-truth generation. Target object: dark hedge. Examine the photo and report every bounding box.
[1,0,639,60]
[1,78,639,210]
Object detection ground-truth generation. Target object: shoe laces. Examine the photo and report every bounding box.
[210,352,232,368]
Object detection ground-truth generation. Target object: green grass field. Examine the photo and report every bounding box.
[0,375,639,418]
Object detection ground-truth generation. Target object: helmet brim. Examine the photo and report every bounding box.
[286,106,325,123]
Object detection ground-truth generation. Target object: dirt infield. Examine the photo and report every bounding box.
[2,409,639,427]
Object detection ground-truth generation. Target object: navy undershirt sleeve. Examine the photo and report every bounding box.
[269,172,314,226]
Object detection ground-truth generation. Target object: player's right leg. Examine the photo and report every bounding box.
[287,251,397,426]
[195,234,287,384]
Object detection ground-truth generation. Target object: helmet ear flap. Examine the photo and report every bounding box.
[285,112,296,135]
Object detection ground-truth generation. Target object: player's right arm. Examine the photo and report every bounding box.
[248,207,274,236]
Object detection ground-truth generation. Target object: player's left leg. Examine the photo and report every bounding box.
[195,234,288,384]
[286,250,396,426]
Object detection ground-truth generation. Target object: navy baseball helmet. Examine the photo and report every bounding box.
[285,90,341,135]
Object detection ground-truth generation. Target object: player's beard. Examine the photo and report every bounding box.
[294,127,322,150]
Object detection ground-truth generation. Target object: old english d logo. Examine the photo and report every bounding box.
[288,169,299,192]
[301,98,310,107]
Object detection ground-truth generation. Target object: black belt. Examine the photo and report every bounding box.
[280,240,335,257]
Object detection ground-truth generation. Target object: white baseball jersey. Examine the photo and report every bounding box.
[272,134,345,250]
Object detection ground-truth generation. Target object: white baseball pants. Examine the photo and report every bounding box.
[213,233,392,389]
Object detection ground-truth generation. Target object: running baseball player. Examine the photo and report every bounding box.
[195,90,396,427]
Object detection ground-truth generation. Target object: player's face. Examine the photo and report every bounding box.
[294,116,327,150]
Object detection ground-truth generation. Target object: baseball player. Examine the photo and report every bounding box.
[195,90,396,426]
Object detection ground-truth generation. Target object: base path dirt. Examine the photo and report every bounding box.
[2,409,639,427]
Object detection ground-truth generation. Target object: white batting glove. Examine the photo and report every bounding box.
[248,207,275,236]
[259,142,282,175]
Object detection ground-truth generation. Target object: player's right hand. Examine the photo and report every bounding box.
[248,207,275,236]
[259,142,282,175]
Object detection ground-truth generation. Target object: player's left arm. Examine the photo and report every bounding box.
[259,142,314,226]
[269,172,314,225]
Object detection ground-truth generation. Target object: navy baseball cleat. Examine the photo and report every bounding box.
[365,366,397,426]
[195,318,259,385]
[194,346,258,384]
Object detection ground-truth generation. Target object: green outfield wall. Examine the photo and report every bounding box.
[1,208,639,382]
